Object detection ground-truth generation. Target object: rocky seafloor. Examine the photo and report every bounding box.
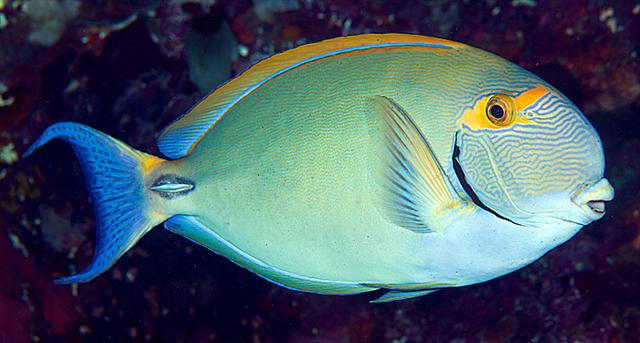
[1,0,639,342]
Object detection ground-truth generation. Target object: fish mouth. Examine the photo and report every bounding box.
[586,200,606,214]
[571,178,614,219]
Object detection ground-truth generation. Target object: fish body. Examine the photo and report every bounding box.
[26,34,613,302]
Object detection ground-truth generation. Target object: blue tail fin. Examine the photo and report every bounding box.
[25,122,167,284]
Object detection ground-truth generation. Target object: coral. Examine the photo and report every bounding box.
[23,0,80,47]
[0,142,17,164]
[185,13,237,92]
[254,0,300,23]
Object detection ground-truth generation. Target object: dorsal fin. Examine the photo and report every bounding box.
[157,34,461,159]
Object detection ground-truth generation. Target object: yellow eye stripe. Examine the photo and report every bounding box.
[459,85,550,130]
[513,85,549,112]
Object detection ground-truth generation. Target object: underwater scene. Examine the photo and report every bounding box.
[1,0,640,342]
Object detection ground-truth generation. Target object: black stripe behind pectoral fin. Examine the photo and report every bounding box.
[373,96,465,234]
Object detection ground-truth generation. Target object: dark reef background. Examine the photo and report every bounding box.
[1,0,640,342]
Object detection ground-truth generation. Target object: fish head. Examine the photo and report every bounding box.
[455,83,614,228]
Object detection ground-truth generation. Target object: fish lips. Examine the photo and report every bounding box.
[570,178,615,221]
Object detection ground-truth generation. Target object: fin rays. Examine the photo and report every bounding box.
[374,96,463,234]
[25,122,167,283]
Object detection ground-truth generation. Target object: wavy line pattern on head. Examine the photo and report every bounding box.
[458,90,603,222]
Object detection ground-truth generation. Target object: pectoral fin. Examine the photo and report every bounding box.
[374,96,465,234]
[371,289,438,303]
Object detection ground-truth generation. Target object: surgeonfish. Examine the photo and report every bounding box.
[25,34,614,302]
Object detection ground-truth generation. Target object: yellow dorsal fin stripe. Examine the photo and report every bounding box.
[157,34,463,159]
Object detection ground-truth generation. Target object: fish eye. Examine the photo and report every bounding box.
[485,94,514,126]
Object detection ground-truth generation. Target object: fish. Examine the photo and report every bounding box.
[25,34,614,302]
